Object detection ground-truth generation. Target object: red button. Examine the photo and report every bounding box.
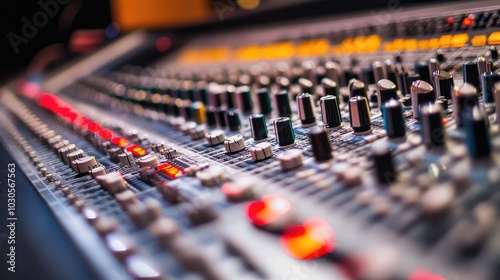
[246,194,291,227]
[280,218,334,260]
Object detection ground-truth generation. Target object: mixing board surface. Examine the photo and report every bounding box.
[2,1,500,279]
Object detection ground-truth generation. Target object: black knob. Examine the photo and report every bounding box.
[384,60,397,85]
[420,103,445,149]
[205,107,217,127]
[462,62,481,92]
[464,106,491,159]
[372,143,397,184]
[274,117,295,146]
[349,96,371,133]
[383,99,406,139]
[249,114,268,141]
[482,72,500,105]
[225,109,241,131]
[277,77,290,90]
[182,82,196,101]
[436,49,445,63]
[414,62,431,84]
[453,83,479,128]
[348,79,367,98]
[377,79,398,109]
[181,100,192,120]
[320,95,342,129]
[196,81,209,105]
[296,93,316,126]
[411,80,435,118]
[299,78,314,94]
[236,86,253,114]
[256,88,273,115]
[361,68,375,85]
[433,70,454,100]
[170,98,182,117]
[397,70,409,97]
[210,90,224,107]
[322,78,339,99]
[308,127,333,161]
[325,61,342,85]
[274,90,292,118]
[225,85,236,108]
[490,46,499,61]
[216,107,227,128]
[372,61,385,83]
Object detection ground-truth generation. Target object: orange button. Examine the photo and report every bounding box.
[428,38,440,49]
[472,35,487,46]
[439,35,452,48]
[280,218,335,259]
[403,39,418,51]
[488,32,500,45]
[418,40,429,50]
[246,194,292,228]
[451,33,468,48]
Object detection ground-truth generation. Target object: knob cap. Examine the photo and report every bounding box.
[274,90,292,117]
[420,103,445,149]
[308,127,333,161]
[191,101,206,124]
[349,96,371,134]
[433,70,454,100]
[361,67,375,85]
[319,95,342,129]
[225,85,236,108]
[296,93,316,127]
[453,83,479,128]
[278,149,303,171]
[482,72,500,105]
[477,56,490,78]
[348,79,367,98]
[377,79,397,109]
[414,62,431,84]
[225,109,241,131]
[236,86,254,114]
[322,78,339,99]
[397,70,409,97]
[206,130,225,146]
[249,142,273,161]
[411,80,435,118]
[274,117,295,146]
[298,78,313,94]
[72,156,98,174]
[372,142,396,184]
[249,114,268,141]
[325,61,342,84]
[205,107,217,127]
[436,49,446,63]
[224,135,246,153]
[464,106,491,159]
[383,99,406,139]
[256,88,273,115]
[462,62,481,92]
[372,61,385,84]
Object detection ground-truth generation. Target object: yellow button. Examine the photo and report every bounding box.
[392,39,404,51]
[311,39,330,55]
[488,32,500,45]
[365,35,382,52]
[403,39,418,51]
[439,35,452,48]
[418,40,429,50]
[472,35,487,46]
[428,38,440,49]
[451,34,468,48]
[383,42,394,52]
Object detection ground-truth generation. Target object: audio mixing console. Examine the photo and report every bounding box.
[2,1,500,279]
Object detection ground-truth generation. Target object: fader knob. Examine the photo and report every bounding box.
[464,106,491,159]
[410,80,435,118]
[372,142,396,184]
[256,88,273,115]
[72,156,98,174]
[308,127,333,161]
[349,96,371,134]
[296,93,316,127]
[274,117,295,147]
[462,62,481,92]
[348,79,367,98]
[453,83,479,128]
[377,79,397,109]
[249,114,268,141]
[319,95,342,129]
[236,86,254,114]
[482,72,500,105]
[274,90,292,117]
[224,135,246,153]
[225,109,241,131]
[420,103,445,149]
[383,99,406,139]
[433,70,454,100]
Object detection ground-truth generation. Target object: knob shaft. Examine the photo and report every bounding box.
[249,114,268,141]
[274,117,295,146]
[462,62,481,92]
[349,96,371,133]
[320,95,342,129]
[308,127,333,161]
[383,99,406,139]
[414,62,431,84]
[348,79,367,98]
[296,93,316,126]
[420,103,445,149]
[411,80,435,118]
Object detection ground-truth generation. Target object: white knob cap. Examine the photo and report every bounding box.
[205,130,225,146]
[137,154,159,168]
[224,135,246,153]
[277,149,304,170]
[249,142,273,161]
[72,156,98,174]
[96,171,127,194]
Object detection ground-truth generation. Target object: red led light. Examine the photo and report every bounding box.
[97,129,113,140]
[37,93,59,111]
[87,122,102,133]
[156,37,171,52]
[280,218,335,260]
[446,17,453,25]
[111,137,129,148]
[246,194,291,227]
[156,163,185,179]
[408,269,446,280]
[74,116,89,128]
[462,17,473,27]
[126,145,147,157]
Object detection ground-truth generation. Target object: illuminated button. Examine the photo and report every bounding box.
[96,171,127,194]
[280,218,334,259]
[451,33,468,48]
[89,166,106,178]
[156,162,185,179]
[196,166,226,187]
[205,130,225,146]
[488,32,500,45]
[222,177,254,201]
[97,128,113,141]
[246,194,294,231]
[126,144,147,157]
[224,135,246,153]
[105,233,137,261]
[278,149,303,171]
[72,156,98,174]
[111,136,129,148]
[137,154,160,169]
[249,142,273,161]
[119,151,136,166]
